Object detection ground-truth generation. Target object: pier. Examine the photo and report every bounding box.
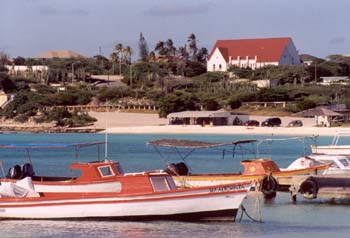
[286,174,350,202]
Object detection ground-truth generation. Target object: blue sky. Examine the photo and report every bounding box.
[1,0,350,59]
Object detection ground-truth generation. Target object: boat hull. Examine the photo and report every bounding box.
[311,145,350,155]
[0,183,249,221]
[172,165,329,188]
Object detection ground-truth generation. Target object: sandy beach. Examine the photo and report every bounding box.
[88,112,350,136]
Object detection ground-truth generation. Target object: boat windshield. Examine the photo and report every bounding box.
[339,158,350,167]
[114,163,124,175]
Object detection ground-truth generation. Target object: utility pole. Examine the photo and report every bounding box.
[314,62,317,84]
[99,46,104,68]
[129,64,132,88]
[71,63,75,83]
[71,61,80,84]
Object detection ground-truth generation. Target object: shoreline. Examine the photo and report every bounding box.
[1,112,349,136]
[104,125,350,136]
[0,124,347,136]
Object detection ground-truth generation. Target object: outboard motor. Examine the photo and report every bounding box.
[22,163,35,178]
[6,165,22,179]
[175,162,189,176]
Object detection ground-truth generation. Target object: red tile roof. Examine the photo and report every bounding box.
[217,47,229,62]
[209,37,292,63]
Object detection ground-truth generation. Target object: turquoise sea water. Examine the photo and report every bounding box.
[0,133,349,238]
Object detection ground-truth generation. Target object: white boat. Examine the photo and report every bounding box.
[311,132,350,155]
[0,142,252,221]
[284,154,350,175]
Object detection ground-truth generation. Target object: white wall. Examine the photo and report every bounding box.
[230,56,258,69]
[207,48,228,72]
[5,65,49,72]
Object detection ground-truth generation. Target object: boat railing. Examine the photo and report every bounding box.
[124,170,166,176]
[331,132,350,145]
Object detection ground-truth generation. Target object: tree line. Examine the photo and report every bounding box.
[2,34,350,125]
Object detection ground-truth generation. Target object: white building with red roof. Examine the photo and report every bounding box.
[207,37,300,72]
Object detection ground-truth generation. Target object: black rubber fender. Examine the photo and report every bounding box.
[299,178,318,199]
[260,175,279,197]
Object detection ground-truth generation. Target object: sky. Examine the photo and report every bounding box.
[1,0,350,59]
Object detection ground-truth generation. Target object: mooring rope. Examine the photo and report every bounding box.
[238,182,263,223]
[238,204,263,223]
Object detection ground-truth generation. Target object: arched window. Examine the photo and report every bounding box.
[219,64,222,70]
[213,64,216,71]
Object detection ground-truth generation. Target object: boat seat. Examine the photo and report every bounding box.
[6,165,22,179]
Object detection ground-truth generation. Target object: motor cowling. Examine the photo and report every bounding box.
[176,162,189,175]
[22,163,35,178]
[165,162,189,176]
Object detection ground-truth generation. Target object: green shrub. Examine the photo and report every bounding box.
[157,91,199,118]
[296,98,316,111]
[227,96,241,109]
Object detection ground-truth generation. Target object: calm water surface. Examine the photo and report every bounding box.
[0,133,348,238]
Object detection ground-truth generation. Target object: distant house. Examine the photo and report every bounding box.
[319,76,350,86]
[167,111,249,126]
[32,50,85,59]
[207,37,301,72]
[296,107,344,127]
[251,79,279,89]
[5,65,48,75]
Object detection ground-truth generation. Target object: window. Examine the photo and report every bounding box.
[213,64,216,71]
[219,64,222,70]
[339,159,350,167]
[98,166,115,177]
[166,176,177,190]
[150,176,170,192]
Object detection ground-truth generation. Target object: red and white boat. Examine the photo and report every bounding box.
[1,142,125,193]
[0,142,251,221]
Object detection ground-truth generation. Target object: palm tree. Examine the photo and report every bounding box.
[155,41,167,56]
[177,45,189,61]
[166,39,176,57]
[110,52,119,74]
[196,47,208,63]
[187,33,198,60]
[123,46,133,64]
[113,43,123,74]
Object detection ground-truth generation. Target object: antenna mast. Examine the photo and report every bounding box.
[105,100,108,161]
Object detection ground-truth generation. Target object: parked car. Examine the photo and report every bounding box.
[243,120,259,127]
[261,117,282,127]
[288,120,303,127]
